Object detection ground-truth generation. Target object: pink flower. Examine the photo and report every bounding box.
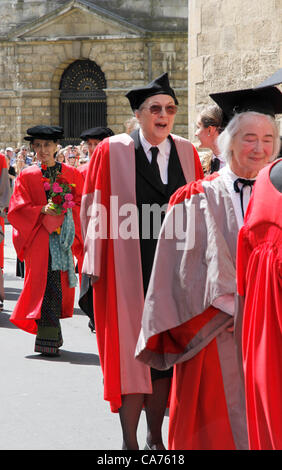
[43,182,50,191]
[63,200,75,209]
[64,193,73,201]
[52,182,63,193]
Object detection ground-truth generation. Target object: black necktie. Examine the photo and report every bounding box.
[233,178,255,218]
[210,157,220,173]
[150,147,162,184]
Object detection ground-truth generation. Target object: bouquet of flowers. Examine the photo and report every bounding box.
[42,171,76,215]
[41,166,76,233]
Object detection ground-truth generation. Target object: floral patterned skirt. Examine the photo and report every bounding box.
[35,253,63,355]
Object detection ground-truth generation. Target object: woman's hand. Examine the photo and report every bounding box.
[41,203,58,216]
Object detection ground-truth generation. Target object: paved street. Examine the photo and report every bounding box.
[0,223,168,450]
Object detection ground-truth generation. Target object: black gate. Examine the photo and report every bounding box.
[59,59,107,146]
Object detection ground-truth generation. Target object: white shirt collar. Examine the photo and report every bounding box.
[139,129,171,184]
[219,164,256,228]
[219,163,240,181]
[219,164,256,182]
[139,129,170,161]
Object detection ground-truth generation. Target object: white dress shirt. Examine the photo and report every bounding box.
[218,164,255,229]
[139,129,171,184]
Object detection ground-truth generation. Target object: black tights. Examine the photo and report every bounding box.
[118,377,171,450]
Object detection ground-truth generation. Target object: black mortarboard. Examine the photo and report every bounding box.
[80,127,114,141]
[125,73,178,111]
[210,79,282,124]
[24,125,64,142]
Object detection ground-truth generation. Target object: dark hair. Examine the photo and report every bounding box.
[199,105,224,133]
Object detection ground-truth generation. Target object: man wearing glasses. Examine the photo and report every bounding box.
[80,73,203,450]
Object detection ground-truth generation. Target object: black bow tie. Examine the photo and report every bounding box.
[210,157,220,173]
[233,178,256,218]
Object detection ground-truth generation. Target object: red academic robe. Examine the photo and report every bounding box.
[237,161,282,450]
[76,162,89,277]
[136,173,248,449]
[8,163,84,334]
[81,133,203,412]
[0,153,11,269]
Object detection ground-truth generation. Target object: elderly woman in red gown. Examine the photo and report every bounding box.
[135,84,282,450]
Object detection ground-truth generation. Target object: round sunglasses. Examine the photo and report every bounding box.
[141,104,178,115]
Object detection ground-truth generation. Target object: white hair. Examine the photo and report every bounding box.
[217,111,280,164]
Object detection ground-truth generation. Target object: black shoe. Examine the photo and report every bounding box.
[88,319,95,333]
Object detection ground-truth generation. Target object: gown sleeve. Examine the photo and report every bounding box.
[8,171,45,260]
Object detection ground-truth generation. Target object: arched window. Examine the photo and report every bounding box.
[59,59,107,145]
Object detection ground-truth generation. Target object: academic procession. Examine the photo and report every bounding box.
[0,0,282,453]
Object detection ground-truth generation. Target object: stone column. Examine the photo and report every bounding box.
[188,0,282,141]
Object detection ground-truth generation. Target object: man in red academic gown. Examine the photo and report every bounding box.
[80,73,203,449]
[78,126,114,180]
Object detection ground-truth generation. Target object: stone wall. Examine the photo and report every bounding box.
[0,1,66,35]
[0,34,187,147]
[188,0,282,141]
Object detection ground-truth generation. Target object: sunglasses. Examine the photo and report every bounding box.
[142,104,178,115]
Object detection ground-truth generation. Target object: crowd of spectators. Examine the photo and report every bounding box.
[1,141,90,191]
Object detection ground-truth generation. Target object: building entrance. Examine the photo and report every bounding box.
[59,59,107,145]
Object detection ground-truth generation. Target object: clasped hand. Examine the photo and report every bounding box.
[41,203,58,216]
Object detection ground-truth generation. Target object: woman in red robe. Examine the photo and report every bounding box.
[8,125,84,356]
[237,158,282,449]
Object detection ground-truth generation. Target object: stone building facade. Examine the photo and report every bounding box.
[2,0,280,149]
[0,0,188,147]
[188,0,282,141]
